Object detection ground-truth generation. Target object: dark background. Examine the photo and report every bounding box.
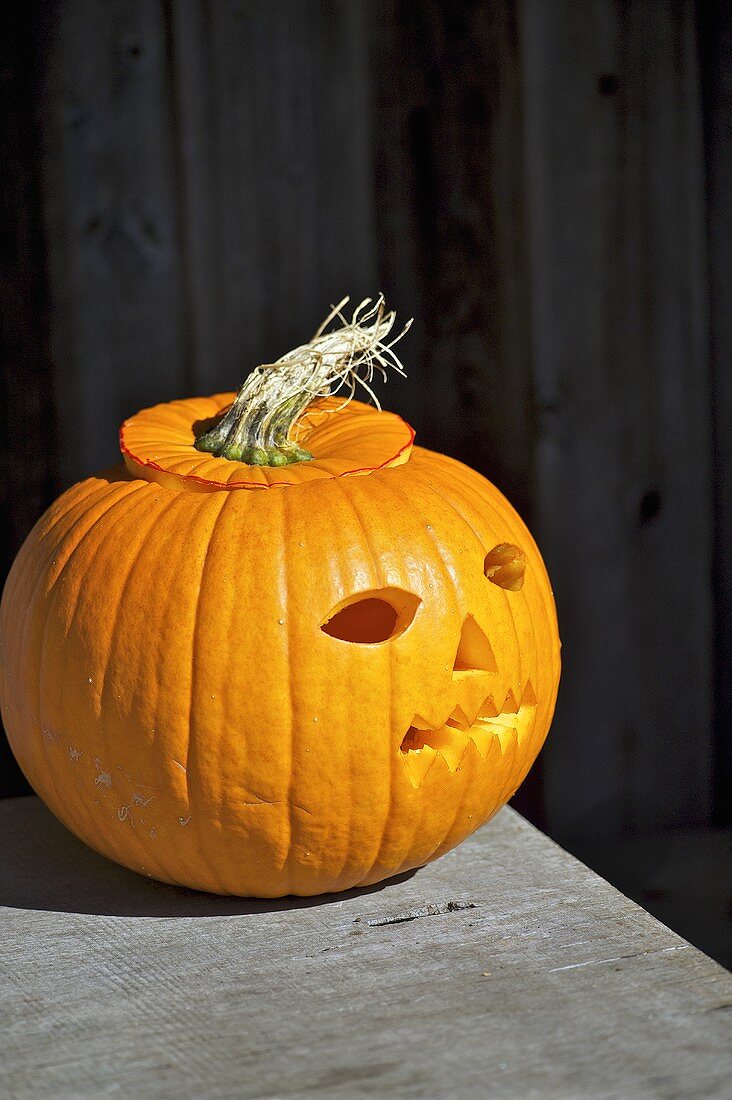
[1,1,730,965]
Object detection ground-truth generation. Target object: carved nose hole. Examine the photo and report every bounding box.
[453,615,497,673]
[484,543,526,590]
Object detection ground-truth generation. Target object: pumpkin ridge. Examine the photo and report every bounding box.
[434,735,513,860]
[74,495,178,880]
[28,478,116,561]
[0,479,115,701]
[36,484,154,865]
[279,489,296,896]
[182,491,232,895]
[136,492,238,892]
[34,481,134,595]
[369,473,466,869]
[91,489,192,881]
[332,477,393,885]
[420,755,473,863]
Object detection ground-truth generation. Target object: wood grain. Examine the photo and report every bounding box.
[0,2,55,797]
[166,0,379,395]
[699,0,732,825]
[519,0,713,840]
[38,0,189,484]
[1,797,730,1099]
[372,1,536,521]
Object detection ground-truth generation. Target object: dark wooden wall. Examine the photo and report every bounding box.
[1,1,729,870]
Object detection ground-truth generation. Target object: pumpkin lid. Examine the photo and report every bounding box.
[119,394,414,493]
[120,297,415,493]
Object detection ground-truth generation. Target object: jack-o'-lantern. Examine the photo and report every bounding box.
[0,298,560,896]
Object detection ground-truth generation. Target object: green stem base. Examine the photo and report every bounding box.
[195,435,313,467]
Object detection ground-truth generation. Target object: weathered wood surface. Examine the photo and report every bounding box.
[1,797,730,1099]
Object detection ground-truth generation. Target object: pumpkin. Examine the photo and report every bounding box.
[0,298,560,896]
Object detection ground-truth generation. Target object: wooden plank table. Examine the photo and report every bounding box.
[1,797,730,1099]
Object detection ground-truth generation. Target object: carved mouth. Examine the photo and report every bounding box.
[399,681,537,787]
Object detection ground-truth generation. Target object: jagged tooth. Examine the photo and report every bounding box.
[520,679,537,706]
[495,689,510,716]
[452,669,497,715]
[411,700,458,731]
[481,722,519,753]
[476,692,499,720]
[454,733,475,771]
[467,723,495,759]
[469,726,505,780]
[503,688,520,714]
[399,744,439,788]
[400,716,475,779]
[435,729,470,772]
[410,747,455,791]
[494,732,522,803]
[459,735,483,769]
[448,704,472,730]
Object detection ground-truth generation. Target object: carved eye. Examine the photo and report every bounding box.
[484,543,526,591]
[321,587,421,643]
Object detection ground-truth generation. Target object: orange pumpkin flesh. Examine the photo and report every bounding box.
[0,395,560,896]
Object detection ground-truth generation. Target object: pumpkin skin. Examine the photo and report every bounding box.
[0,395,560,896]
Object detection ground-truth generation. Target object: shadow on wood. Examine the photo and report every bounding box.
[0,797,417,918]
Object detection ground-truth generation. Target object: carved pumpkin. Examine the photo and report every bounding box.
[0,300,560,896]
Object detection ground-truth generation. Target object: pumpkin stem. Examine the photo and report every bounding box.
[195,296,412,466]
